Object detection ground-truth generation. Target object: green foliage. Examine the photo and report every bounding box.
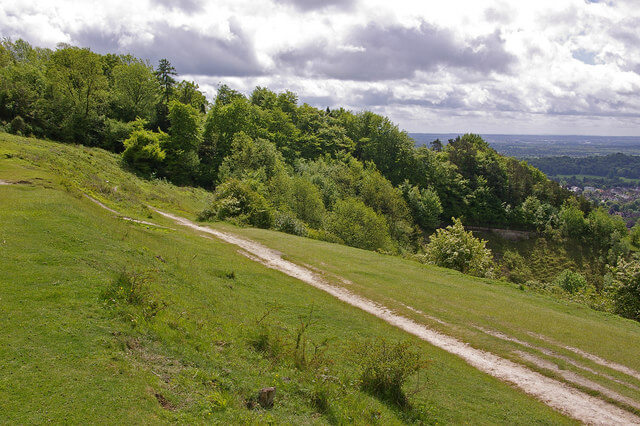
[559,202,587,239]
[354,339,428,407]
[288,176,325,228]
[218,132,285,182]
[200,178,274,228]
[46,46,108,143]
[400,182,443,231]
[100,270,166,320]
[325,198,393,252]
[102,118,135,152]
[8,115,26,135]
[630,223,640,248]
[424,218,494,277]
[122,129,166,176]
[500,250,532,284]
[273,211,308,236]
[163,100,201,184]
[609,253,640,321]
[111,60,158,122]
[553,269,588,294]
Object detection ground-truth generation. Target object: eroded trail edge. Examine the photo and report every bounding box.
[154,208,639,425]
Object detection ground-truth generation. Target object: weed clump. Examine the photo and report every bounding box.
[100,270,166,319]
[354,338,429,407]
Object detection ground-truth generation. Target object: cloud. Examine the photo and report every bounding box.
[274,0,356,12]
[151,0,204,14]
[276,21,516,81]
[72,22,264,76]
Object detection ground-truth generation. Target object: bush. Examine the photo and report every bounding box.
[273,210,308,236]
[559,202,587,239]
[8,115,26,135]
[610,253,640,321]
[200,178,274,228]
[289,177,325,228]
[102,118,134,152]
[500,250,531,284]
[122,129,166,176]
[354,339,428,407]
[553,269,588,294]
[99,271,165,320]
[423,218,494,277]
[219,132,285,182]
[400,182,442,231]
[630,223,640,248]
[325,198,393,251]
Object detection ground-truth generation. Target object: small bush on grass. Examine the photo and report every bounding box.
[423,217,494,278]
[553,269,588,294]
[353,338,428,407]
[199,178,274,228]
[100,270,166,320]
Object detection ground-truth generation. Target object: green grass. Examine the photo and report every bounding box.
[0,132,633,423]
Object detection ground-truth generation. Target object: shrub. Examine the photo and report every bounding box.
[500,250,531,284]
[559,202,587,239]
[199,178,274,228]
[289,177,325,228]
[553,269,588,294]
[219,132,285,182]
[122,129,166,176]
[8,115,26,135]
[423,218,494,277]
[400,182,442,231]
[609,253,640,321]
[100,271,165,320]
[354,339,428,407]
[102,118,134,152]
[273,210,308,236]
[630,223,640,248]
[325,198,393,251]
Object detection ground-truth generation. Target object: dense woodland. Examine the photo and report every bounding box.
[527,153,640,181]
[2,39,639,321]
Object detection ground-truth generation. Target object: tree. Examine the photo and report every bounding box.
[559,201,587,239]
[163,101,201,184]
[153,59,177,131]
[154,58,177,104]
[430,138,443,152]
[122,129,166,176]
[325,198,393,252]
[288,177,325,228]
[176,80,208,113]
[424,218,494,277]
[400,182,443,231]
[218,132,285,182]
[45,46,108,143]
[610,253,640,321]
[112,61,159,121]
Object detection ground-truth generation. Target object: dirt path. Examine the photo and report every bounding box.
[153,208,640,425]
[84,195,173,229]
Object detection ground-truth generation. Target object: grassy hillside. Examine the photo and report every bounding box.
[3,133,640,423]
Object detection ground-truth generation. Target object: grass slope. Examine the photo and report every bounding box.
[0,133,626,423]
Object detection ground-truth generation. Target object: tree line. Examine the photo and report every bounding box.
[527,153,640,180]
[2,39,639,321]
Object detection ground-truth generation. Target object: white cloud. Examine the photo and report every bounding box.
[1,0,640,134]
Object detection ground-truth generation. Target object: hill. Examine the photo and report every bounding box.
[3,134,640,423]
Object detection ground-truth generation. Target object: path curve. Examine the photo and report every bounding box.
[153,208,640,425]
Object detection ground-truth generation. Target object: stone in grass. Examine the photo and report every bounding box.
[258,386,276,408]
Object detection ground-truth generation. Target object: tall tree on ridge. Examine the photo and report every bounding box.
[154,58,177,131]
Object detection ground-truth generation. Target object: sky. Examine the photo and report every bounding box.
[1,0,640,135]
